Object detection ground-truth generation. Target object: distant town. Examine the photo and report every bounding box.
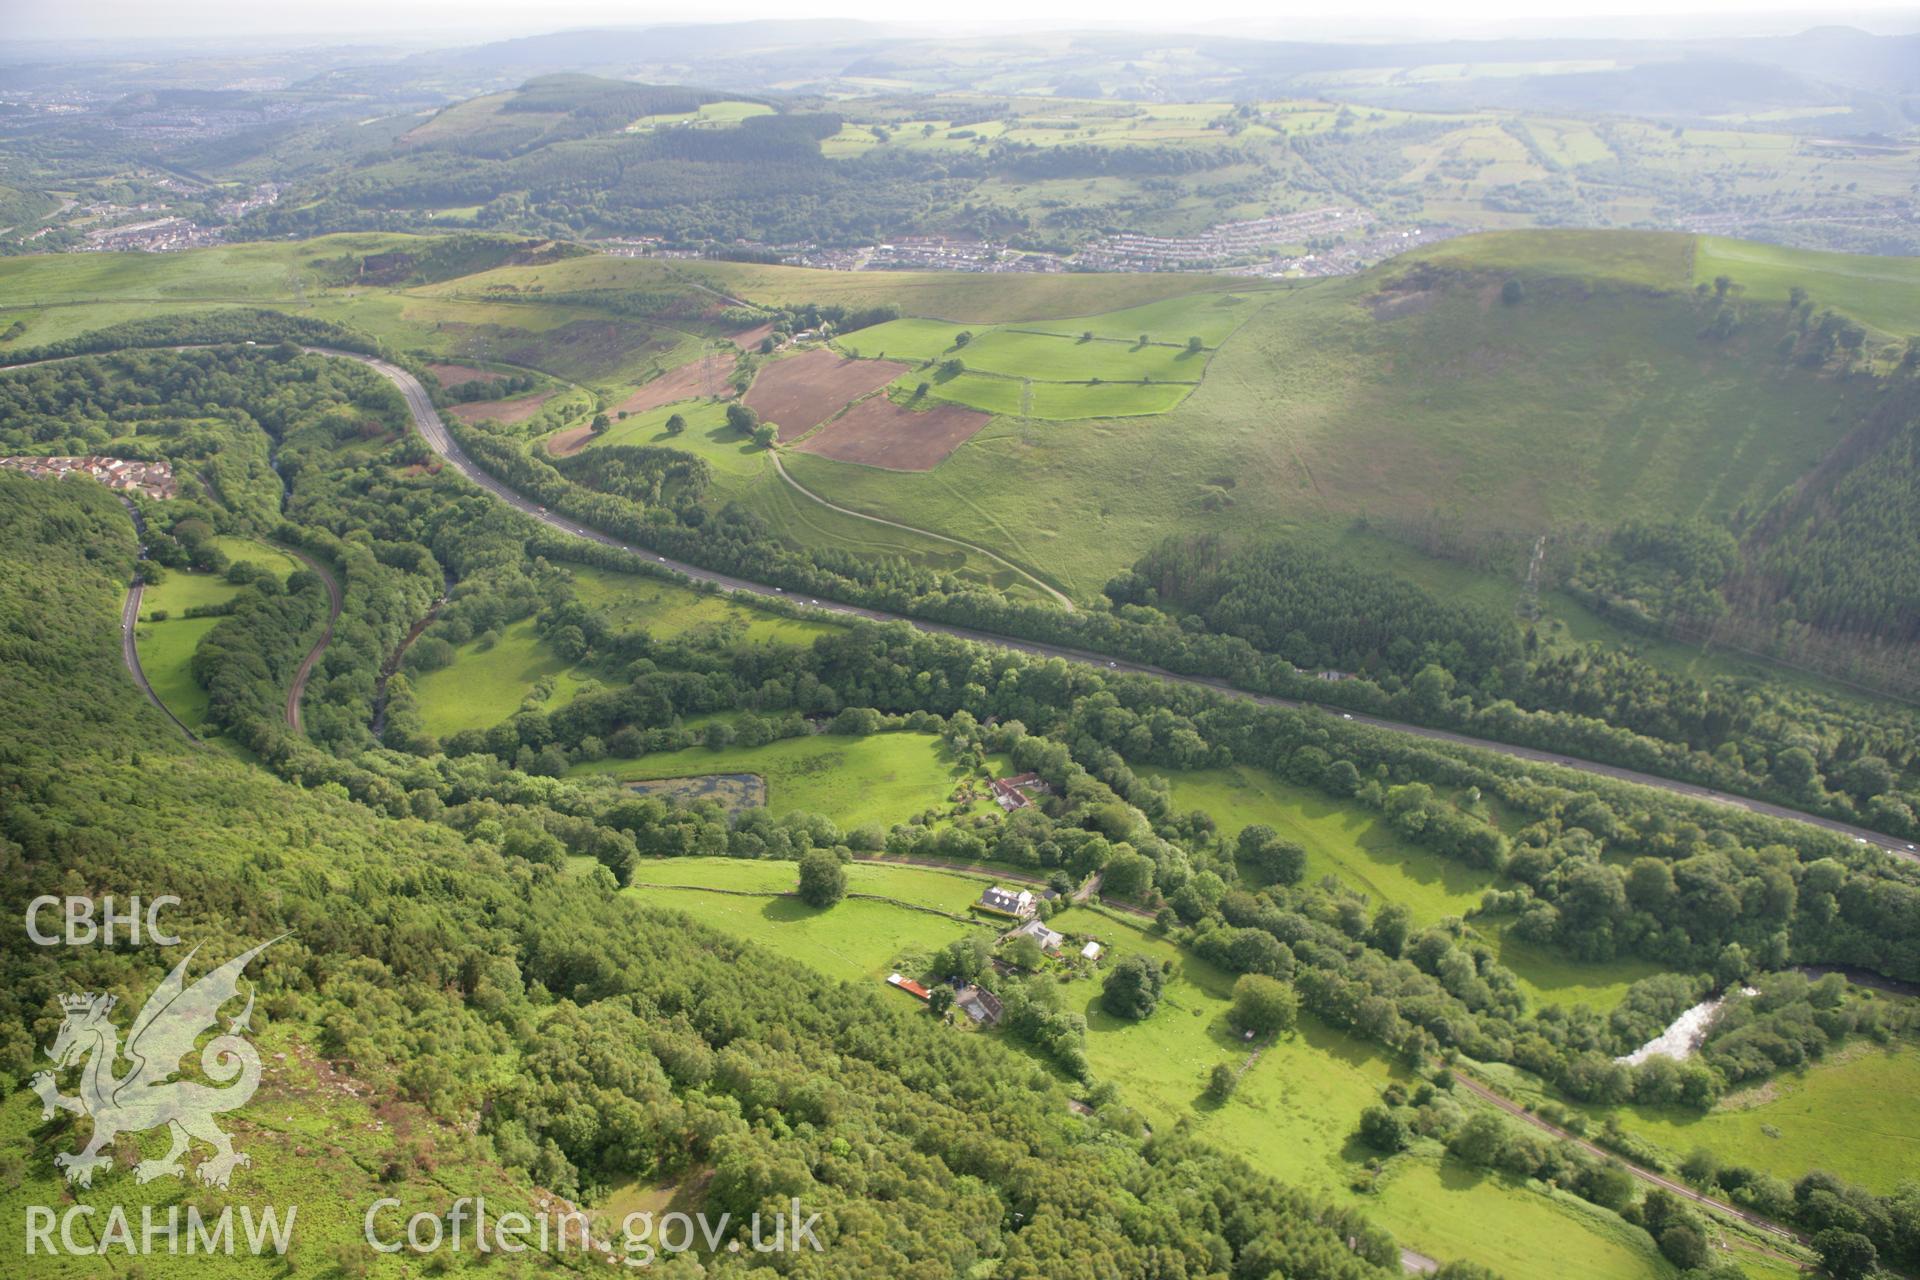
[598,207,1465,278]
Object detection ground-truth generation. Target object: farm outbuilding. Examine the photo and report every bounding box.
[888,973,932,1000]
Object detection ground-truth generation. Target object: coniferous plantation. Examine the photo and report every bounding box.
[3,11,1920,1280]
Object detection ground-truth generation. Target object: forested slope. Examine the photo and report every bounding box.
[0,477,1399,1275]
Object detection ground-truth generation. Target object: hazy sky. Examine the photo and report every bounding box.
[4,0,1917,42]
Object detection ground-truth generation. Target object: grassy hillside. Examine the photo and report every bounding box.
[1415,230,1920,339]
[0,232,530,307]
[3,230,1913,728]
[787,257,1870,598]
[1693,237,1920,337]
[420,251,1266,325]
[1410,229,1699,288]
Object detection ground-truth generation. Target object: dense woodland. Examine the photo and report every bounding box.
[1737,375,1920,664]
[1115,531,1920,840]
[1570,370,1920,701]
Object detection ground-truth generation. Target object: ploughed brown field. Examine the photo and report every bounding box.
[728,322,775,350]
[614,354,736,417]
[543,425,594,457]
[743,348,908,440]
[794,396,989,470]
[426,363,504,386]
[445,389,556,425]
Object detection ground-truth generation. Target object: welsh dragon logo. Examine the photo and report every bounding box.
[32,937,282,1189]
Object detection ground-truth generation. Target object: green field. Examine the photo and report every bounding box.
[841,317,975,363]
[837,310,1213,420]
[620,856,997,982]
[586,399,730,451]
[142,537,301,617]
[412,616,591,737]
[136,537,304,730]
[142,568,239,619]
[909,369,1029,416]
[1369,1156,1678,1280]
[1018,290,1273,346]
[955,327,1206,383]
[844,290,1267,370]
[904,369,1196,420]
[136,614,224,728]
[570,731,970,828]
[566,565,843,646]
[1153,763,1493,923]
[1049,903,1412,1188]
[1600,1038,1920,1195]
[588,400,762,472]
[1480,923,1672,1014]
[839,298,1241,421]
[1152,763,1667,1012]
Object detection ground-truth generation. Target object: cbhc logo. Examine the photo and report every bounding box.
[25,896,181,946]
